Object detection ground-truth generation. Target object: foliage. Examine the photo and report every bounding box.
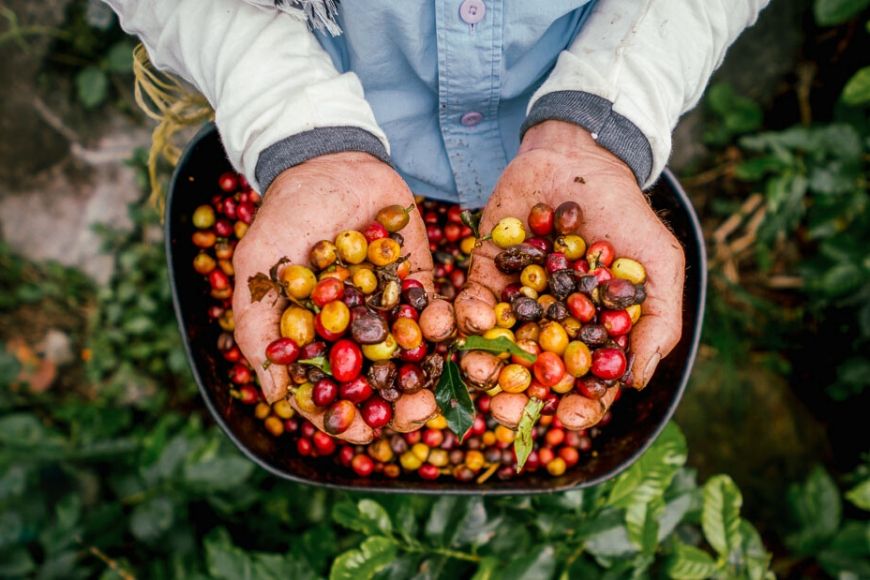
[783,464,870,578]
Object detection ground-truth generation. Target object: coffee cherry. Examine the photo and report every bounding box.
[312,378,338,407]
[280,306,315,347]
[397,363,425,393]
[491,217,526,248]
[310,240,338,270]
[313,431,336,455]
[367,238,402,266]
[192,204,216,229]
[217,171,239,192]
[498,363,532,393]
[192,230,216,249]
[317,301,351,337]
[591,347,627,380]
[586,240,615,268]
[237,384,259,405]
[377,204,413,233]
[566,293,596,322]
[311,278,345,307]
[280,265,317,299]
[392,318,423,350]
[362,222,389,242]
[554,201,583,235]
[527,203,555,236]
[193,253,216,275]
[553,234,586,260]
[563,340,592,377]
[533,352,566,387]
[612,257,647,284]
[361,397,393,428]
[294,382,319,413]
[335,230,368,264]
[351,453,374,476]
[329,339,363,382]
[266,337,300,365]
[600,309,632,337]
[340,376,374,404]
[576,376,608,400]
[324,400,357,435]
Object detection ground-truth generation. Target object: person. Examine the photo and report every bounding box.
[106,0,768,442]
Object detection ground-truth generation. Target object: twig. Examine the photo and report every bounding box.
[76,537,137,580]
[796,63,815,127]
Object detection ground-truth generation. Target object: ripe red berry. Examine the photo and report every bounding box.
[340,376,374,404]
[351,454,375,477]
[218,171,239,192]
[362,222,389,242]
[312,378,338,407]
[265,337,300,365]
[600,309,632,337]
[329,339,363,382]
[418,464,440,480]
[591,348,627,380]
[361,397,392,428]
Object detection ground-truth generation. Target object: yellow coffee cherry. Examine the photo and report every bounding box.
[352,268,378,294]
[563,340,592,377]
[254,402,271,420]
[280,306,315,346]
[491,217,526,248]
[460,236,477,255]
[539,321,569,355]
[520,265,548,292]
[551,372,575,394]
[334,230,368,264]
[400,450,423,471]
[612,257,647,284]
[272,399,295,419]
[547,457,567,476]
[519,286,539,300]
[309,240,338,270]
[362,334,398,361]
[498,364,532,393]
[482,431,497,447]
[495,425,516,444]
[319,300,350,335]
[626,304,643,324]
[411,443,430,463]
[554,235,586,260]
[483,327,515,359]
[428,449,449,467]
[280,265,317,299]
[494,302,517,328]
[465,450,485,471]
[368,439,394,463]
[368,238,402,266]
[294,382,319,413]
[264,416,284,437]
[425,414,448,430]
[515,322,540,342]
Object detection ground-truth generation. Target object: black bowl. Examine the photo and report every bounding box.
[166,124,706,494]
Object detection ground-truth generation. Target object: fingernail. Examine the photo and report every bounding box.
[640,353,661,388]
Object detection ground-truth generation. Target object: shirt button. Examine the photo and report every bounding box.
[460,111,483,127]
[459,0,486,24]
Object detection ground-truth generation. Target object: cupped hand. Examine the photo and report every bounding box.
[232,152,435,444]
[455,121,685,390]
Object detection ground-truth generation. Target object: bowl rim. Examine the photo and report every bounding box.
[166,123,707,494]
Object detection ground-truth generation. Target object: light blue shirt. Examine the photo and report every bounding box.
[313,1,596,208]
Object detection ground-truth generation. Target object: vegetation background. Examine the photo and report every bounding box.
[0,0,867,578]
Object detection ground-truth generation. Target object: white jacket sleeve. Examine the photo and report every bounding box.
[524,0,770,188]
[104,0,388,192]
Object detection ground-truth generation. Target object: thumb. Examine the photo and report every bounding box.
[453,240,511,335]
[624,294,682,389]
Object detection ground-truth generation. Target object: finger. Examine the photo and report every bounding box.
[556,387,618,431]
[419,298,456,343]
[390,390,438,432]
[287,397,374,445]
[626,241,685,389]
[233,288,289,403]
[454,282,498,335]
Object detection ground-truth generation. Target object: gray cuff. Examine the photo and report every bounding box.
[521,91,653,187]
[255,127,390,192]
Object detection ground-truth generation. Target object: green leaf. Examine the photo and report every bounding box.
[0,547,35,576]
[461,209,482,239]
[205,528,317,580]
[846,478,870,510]
[76,66,109,109]
[736,521,774,580]
[626,497,663,555]
[843,66,870,106]
[608,422,687,508]
[702,475,743,558]
[500,545,557,580]
[435,359,475,439]
[130,496,174,542]
[183,453,254,490]
[814,0,870,25]
[332,499,392,536]
[816,521,870,578]
[471,557,500,580]
[105,41,134,73]
[666,542,720,580]
[513,397,544,472]
[458,336,537,363]
[785,466,842,554]
[705,83,763,144]
[330,536,396,580]
[299,356,332,376]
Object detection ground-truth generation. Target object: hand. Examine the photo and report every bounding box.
[456,121,685,391]
[232,152,435,444]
